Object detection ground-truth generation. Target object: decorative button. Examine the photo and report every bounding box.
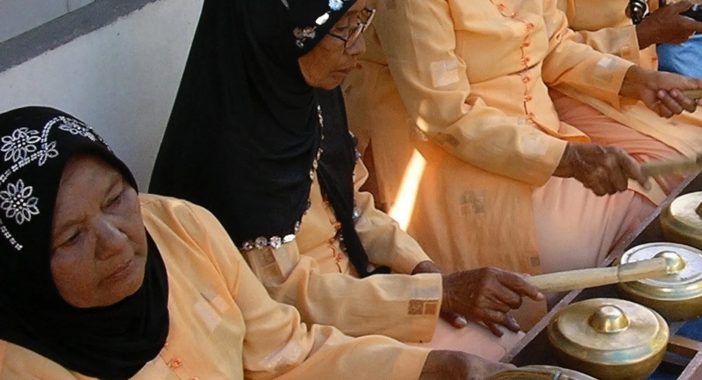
[497,3,506,11]
[352,207,361,222]
[521,41,530,48]
[168,358,182,369]
[255,237,268,249]
[524,95,533,102]
[510,12,517,18]
[521,76,530,83]
[521,56,530,65]
[270,236,282,249]
[526,22,535,31]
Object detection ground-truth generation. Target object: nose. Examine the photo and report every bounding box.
[95,218,128,260]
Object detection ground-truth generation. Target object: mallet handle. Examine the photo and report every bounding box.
[528,257,668,293]
[641,155,702,177]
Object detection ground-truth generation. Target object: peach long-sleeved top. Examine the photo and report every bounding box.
[0,195,429,380]
[344,0,649,276]
[243,158,443,343]
[555,0,702,159]
[557,0,659,70]
[367,0,637,186]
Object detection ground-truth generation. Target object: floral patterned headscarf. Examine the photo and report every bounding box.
[0,107,169,378]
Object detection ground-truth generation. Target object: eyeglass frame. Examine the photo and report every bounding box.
[327,8,376,50]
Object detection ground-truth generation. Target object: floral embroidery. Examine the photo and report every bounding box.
[37,141,59,166]
[58,118,97,141]
[0,179,39,225]
[1,127,41,163]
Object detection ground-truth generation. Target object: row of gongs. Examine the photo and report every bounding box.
[496,191,702,379]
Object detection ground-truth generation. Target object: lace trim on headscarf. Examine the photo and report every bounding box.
[0,116,108,251]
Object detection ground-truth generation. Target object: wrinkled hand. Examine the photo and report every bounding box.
[553,142,649,196]
[440,267,543,337]
[620,65,702,118]
[637,1,702,48]
[412,261,470,329]
[419,350,514,380]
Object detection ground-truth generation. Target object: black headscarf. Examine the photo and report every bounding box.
[150,0,384,276]
[0,107,169,379]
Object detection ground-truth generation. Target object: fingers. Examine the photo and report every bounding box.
[672,89,699,113]
[440,311,468,329]
[481,311,520,336]
[573,145,644,195]
[617,150,649,189]
[657,89,698,117]
[496,270,544,302]
[657,90,684,117]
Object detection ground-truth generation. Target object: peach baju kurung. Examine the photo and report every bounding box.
[554,0,702,164]
[0,196,430,379]
[244,158,525,359]
[344,0,678,281]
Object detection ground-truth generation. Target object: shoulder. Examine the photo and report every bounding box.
[140,194,220,230]
[0,340,81,379]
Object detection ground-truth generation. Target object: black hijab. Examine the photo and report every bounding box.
[150,0,384,276]
[0,107,169,379]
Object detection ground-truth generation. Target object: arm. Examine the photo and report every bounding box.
[566,25,644,64]
[178,202,431,380]
[242,185,442,342]
[541,0,636,107]
[235,246,431,380]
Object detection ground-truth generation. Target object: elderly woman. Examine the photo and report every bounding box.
[344,0,702,280]
[0,106,514,379]
[149,0,543,358]
[552,0,702,185]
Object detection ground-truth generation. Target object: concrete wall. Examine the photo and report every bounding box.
[0,0,95,43]
[0,0,203,188]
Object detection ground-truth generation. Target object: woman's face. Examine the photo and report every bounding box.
[50,155,147,308]
[298,0,368,89]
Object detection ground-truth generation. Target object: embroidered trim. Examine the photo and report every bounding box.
[240,105,325,252]
[0,116,109,251]
[293,0,354,48]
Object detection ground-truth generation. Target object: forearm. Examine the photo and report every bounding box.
[246,245,442,341]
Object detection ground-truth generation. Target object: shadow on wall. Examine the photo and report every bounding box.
[0,0,204,189]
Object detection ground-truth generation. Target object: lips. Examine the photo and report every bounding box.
[103,258,134,284]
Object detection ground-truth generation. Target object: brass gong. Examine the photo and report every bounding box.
[661,191,702,250]
[547,298,668,380]
[618,242,702,320]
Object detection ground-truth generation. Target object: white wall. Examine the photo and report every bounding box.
[0,0,96,43]
[0,0,203,188]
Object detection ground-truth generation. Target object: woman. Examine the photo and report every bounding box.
[343,0,702,279]
[149,0,544,357]
[0,106,511,379]
[553,0,702,177]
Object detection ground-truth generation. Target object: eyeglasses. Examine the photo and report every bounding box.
[328,8,376,50]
